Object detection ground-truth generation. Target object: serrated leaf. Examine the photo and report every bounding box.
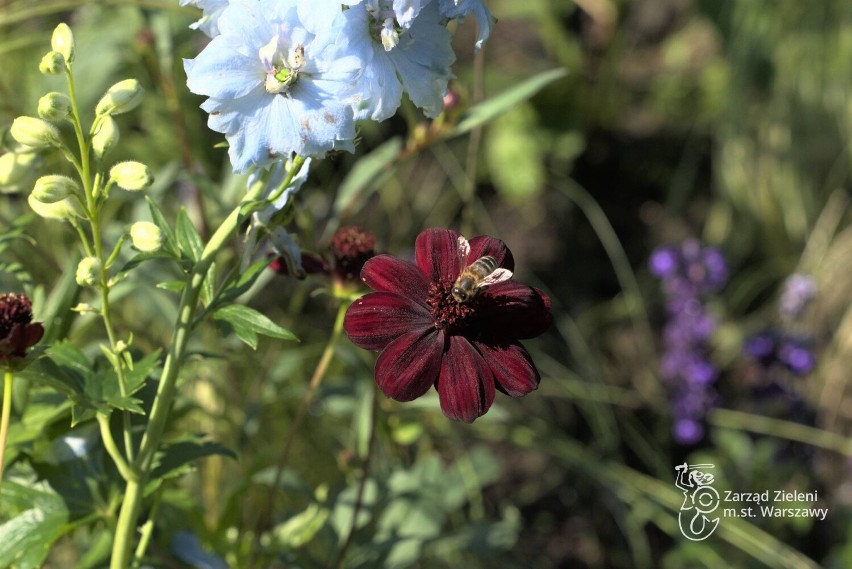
[175,208,204,262]
[333,137,402,216]
[213,304,297,349]
[0,480,70,569]
[150,434,237,482]
[146,195,179,256]
[446,68,568,138]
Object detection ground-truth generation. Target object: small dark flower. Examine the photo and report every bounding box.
[0,293,44,361]
[331,226,376,282]
[344,228,551,422]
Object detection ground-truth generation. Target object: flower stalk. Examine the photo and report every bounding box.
[0,368,13,487]
[109,167,285,569]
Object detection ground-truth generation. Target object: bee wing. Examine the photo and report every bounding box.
[457,235,471,268]
[479,268,513,287]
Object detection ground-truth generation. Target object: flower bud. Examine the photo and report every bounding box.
[32,175,79,203]
[92,116,120,160]
[129,221,163,253]
[109,161,153,191]
[95,79,144,116]
[39,51,66,75]
[28,193,84,220]
[51,23,75,63]
[10,116,62,149]
[0,152,39,191]
[75,257,101,287]
[38,92,72,122]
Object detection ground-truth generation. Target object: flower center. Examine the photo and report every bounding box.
[0,293,33,338]
[427,281,476,331]
[260,36,305,94]
[365,0,402,51]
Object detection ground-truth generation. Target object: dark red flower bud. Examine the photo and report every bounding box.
[331,226,376,282]
[0,293,44,360]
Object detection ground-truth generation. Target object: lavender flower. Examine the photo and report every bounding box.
[650,240,727,444]
[744,330,815,376]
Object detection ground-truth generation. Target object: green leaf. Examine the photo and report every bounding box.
[150,434,237,482]
[445,68,568,139]
[213,304,297,349]
[146,195,179,257]
[175,208,204,262]
[157,280,186,292]
[0,480,70,569]
[200,261,217,307]
[333,137,402,216]
[217,258,269,305]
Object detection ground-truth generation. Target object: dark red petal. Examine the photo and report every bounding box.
[23,323,44,350]
[474,341,540,397]
[467,235,514,272]
[375,327,444,401]
[360,255,430,307]
[344,292,433,351]
[436,335,496,423]
[415,228,463,284]
[474,282,552,339]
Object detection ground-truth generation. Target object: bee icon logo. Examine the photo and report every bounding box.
[675,463,720,540]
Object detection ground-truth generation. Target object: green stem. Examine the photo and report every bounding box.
[97,413,138,483]
[109,177,270,569]
[0,369,13,487]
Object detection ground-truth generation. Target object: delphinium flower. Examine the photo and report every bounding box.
[344,228,551,422]
[438,0,496,51]
[649,239,728,444]
[180,0,228,37]
[184,0,367,172]
[327,0,456,121]
[0,293,44,362]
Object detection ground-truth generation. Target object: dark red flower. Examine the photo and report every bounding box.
[331,226,375,282]
[0,293,44,361]
[344,228,551,422]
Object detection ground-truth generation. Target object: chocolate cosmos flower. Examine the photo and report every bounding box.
[344,228,551,422]
[0,293,44,361]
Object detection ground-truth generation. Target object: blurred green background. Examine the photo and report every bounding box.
[1,0,851,567]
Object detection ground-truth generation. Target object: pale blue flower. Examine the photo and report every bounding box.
[180,0,228,38]
[184,0,364,172]
[439,0,495,51]
[348,1,455,120]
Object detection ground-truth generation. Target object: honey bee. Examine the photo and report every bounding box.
[452,248,513,303]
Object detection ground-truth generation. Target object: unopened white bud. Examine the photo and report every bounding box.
[10,116,62,149]
[76,257,101,287]
[110,161,152,191]
[51,23,75,63]
[28,193,84,220]
[38,92,72,122]
[129,221,164,253]
[96,79,144,116]
[32,175,79,203]
[92,116,120,160]
[39,51,66,75]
